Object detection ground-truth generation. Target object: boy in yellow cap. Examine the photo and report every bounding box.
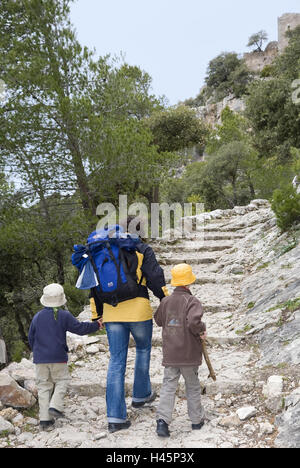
[154,263,206,437]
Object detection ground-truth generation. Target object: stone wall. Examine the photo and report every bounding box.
[278,13,300,52]
[243,41,278,73]
[241,13,300,73]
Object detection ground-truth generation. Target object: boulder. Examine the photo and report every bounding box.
[0,416,14,435]
[0,373,36,409]
[275,388,300,448]
[3,358,35,384]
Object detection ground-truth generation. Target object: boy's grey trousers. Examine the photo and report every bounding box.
[36,363,70,421]
[156,366,205,425]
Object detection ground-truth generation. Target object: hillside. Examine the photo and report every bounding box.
[0,199,299,448]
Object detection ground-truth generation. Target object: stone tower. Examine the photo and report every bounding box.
[278,13,300,52]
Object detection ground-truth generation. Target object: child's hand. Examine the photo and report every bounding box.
[97,318,105,330]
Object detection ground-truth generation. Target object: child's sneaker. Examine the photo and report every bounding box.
[156,419,170,437]
[49,407,65,419]
[39,420,55,431]
[192,420,205,430]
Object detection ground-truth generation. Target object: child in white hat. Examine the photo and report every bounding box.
[28,283,102,430]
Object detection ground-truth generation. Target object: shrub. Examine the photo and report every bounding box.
[271,185,300,231]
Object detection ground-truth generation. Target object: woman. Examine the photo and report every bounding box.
[90,218,168,434]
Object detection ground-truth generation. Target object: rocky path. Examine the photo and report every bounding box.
[1,200,299,448]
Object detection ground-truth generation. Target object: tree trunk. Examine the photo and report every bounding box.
[55,250,65,285]
[14,309,29,348]
[232,174,238,207]
[153,185,160,204]
[247,174,256,200]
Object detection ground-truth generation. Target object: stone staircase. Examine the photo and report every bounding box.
[70,204,263,403]
[62,201,282,448]
[4,199,298,448]
[149,217,253,397]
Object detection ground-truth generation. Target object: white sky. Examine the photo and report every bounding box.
[67,2,300,105]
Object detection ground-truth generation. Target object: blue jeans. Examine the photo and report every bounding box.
[105,320,153,423]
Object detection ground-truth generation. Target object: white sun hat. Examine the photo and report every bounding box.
[40,283,67,308]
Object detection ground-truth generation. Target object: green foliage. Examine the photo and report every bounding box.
[206,52,241,89]
[10,340,28,363]
[0,0,167,218]
[247,30,268,52]
[183,87,208,108]
[206,107,249,154]
[271,185,300,232]
[160,161,207,205]
[146,105,208,153]
[205,52,253,101]
[246,78,300,160]
[63,286,89,317]
[246,26,300,162]
[275,26,300,80]
[0,0,177,360]
[203,141,258,209]
[260,64,275,78]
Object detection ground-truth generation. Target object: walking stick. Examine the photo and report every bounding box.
[201,338,217,381]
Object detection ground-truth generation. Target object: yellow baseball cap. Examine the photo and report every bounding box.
[171,264,196,287]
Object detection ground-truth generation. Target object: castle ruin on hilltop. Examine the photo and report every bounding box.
[278,12,300,51]
[244,12,300,73]
[193,13,300,137]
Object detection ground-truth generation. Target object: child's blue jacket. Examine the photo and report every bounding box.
[28,307,99,364]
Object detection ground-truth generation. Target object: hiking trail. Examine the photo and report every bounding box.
[1,199,299,448]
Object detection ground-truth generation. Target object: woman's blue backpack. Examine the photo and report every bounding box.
[72,225,144,307]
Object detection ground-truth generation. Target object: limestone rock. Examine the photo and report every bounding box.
[236,406,257,421]
[259,422,274,435]
[56,427,92,448]
[265,396,284,414]
[86,344,99,354]
[263,376,284,398]
[0,407,19,421]
[275,388,300,448]
[4,358,35,383]
[0,416,15,435]
[0,373,36,409]
[218,414,242,427]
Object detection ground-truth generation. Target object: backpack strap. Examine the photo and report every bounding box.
[119,248,140,296]
[104,242,123,307]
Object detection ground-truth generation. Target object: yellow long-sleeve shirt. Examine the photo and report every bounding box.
[89,243,169,323]
[90,295,153,323]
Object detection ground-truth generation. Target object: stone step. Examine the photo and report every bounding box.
[78,327,242,354]
[199,224,247,233]
[151,334,243,348]
[197,233,244,241]
[151,301,236,314]
[154,242,233,254]
[151,232,244,249]
[69,374,254,400]
[157,255,218,265]
[69,346,254,399]
[162,274,243,285]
